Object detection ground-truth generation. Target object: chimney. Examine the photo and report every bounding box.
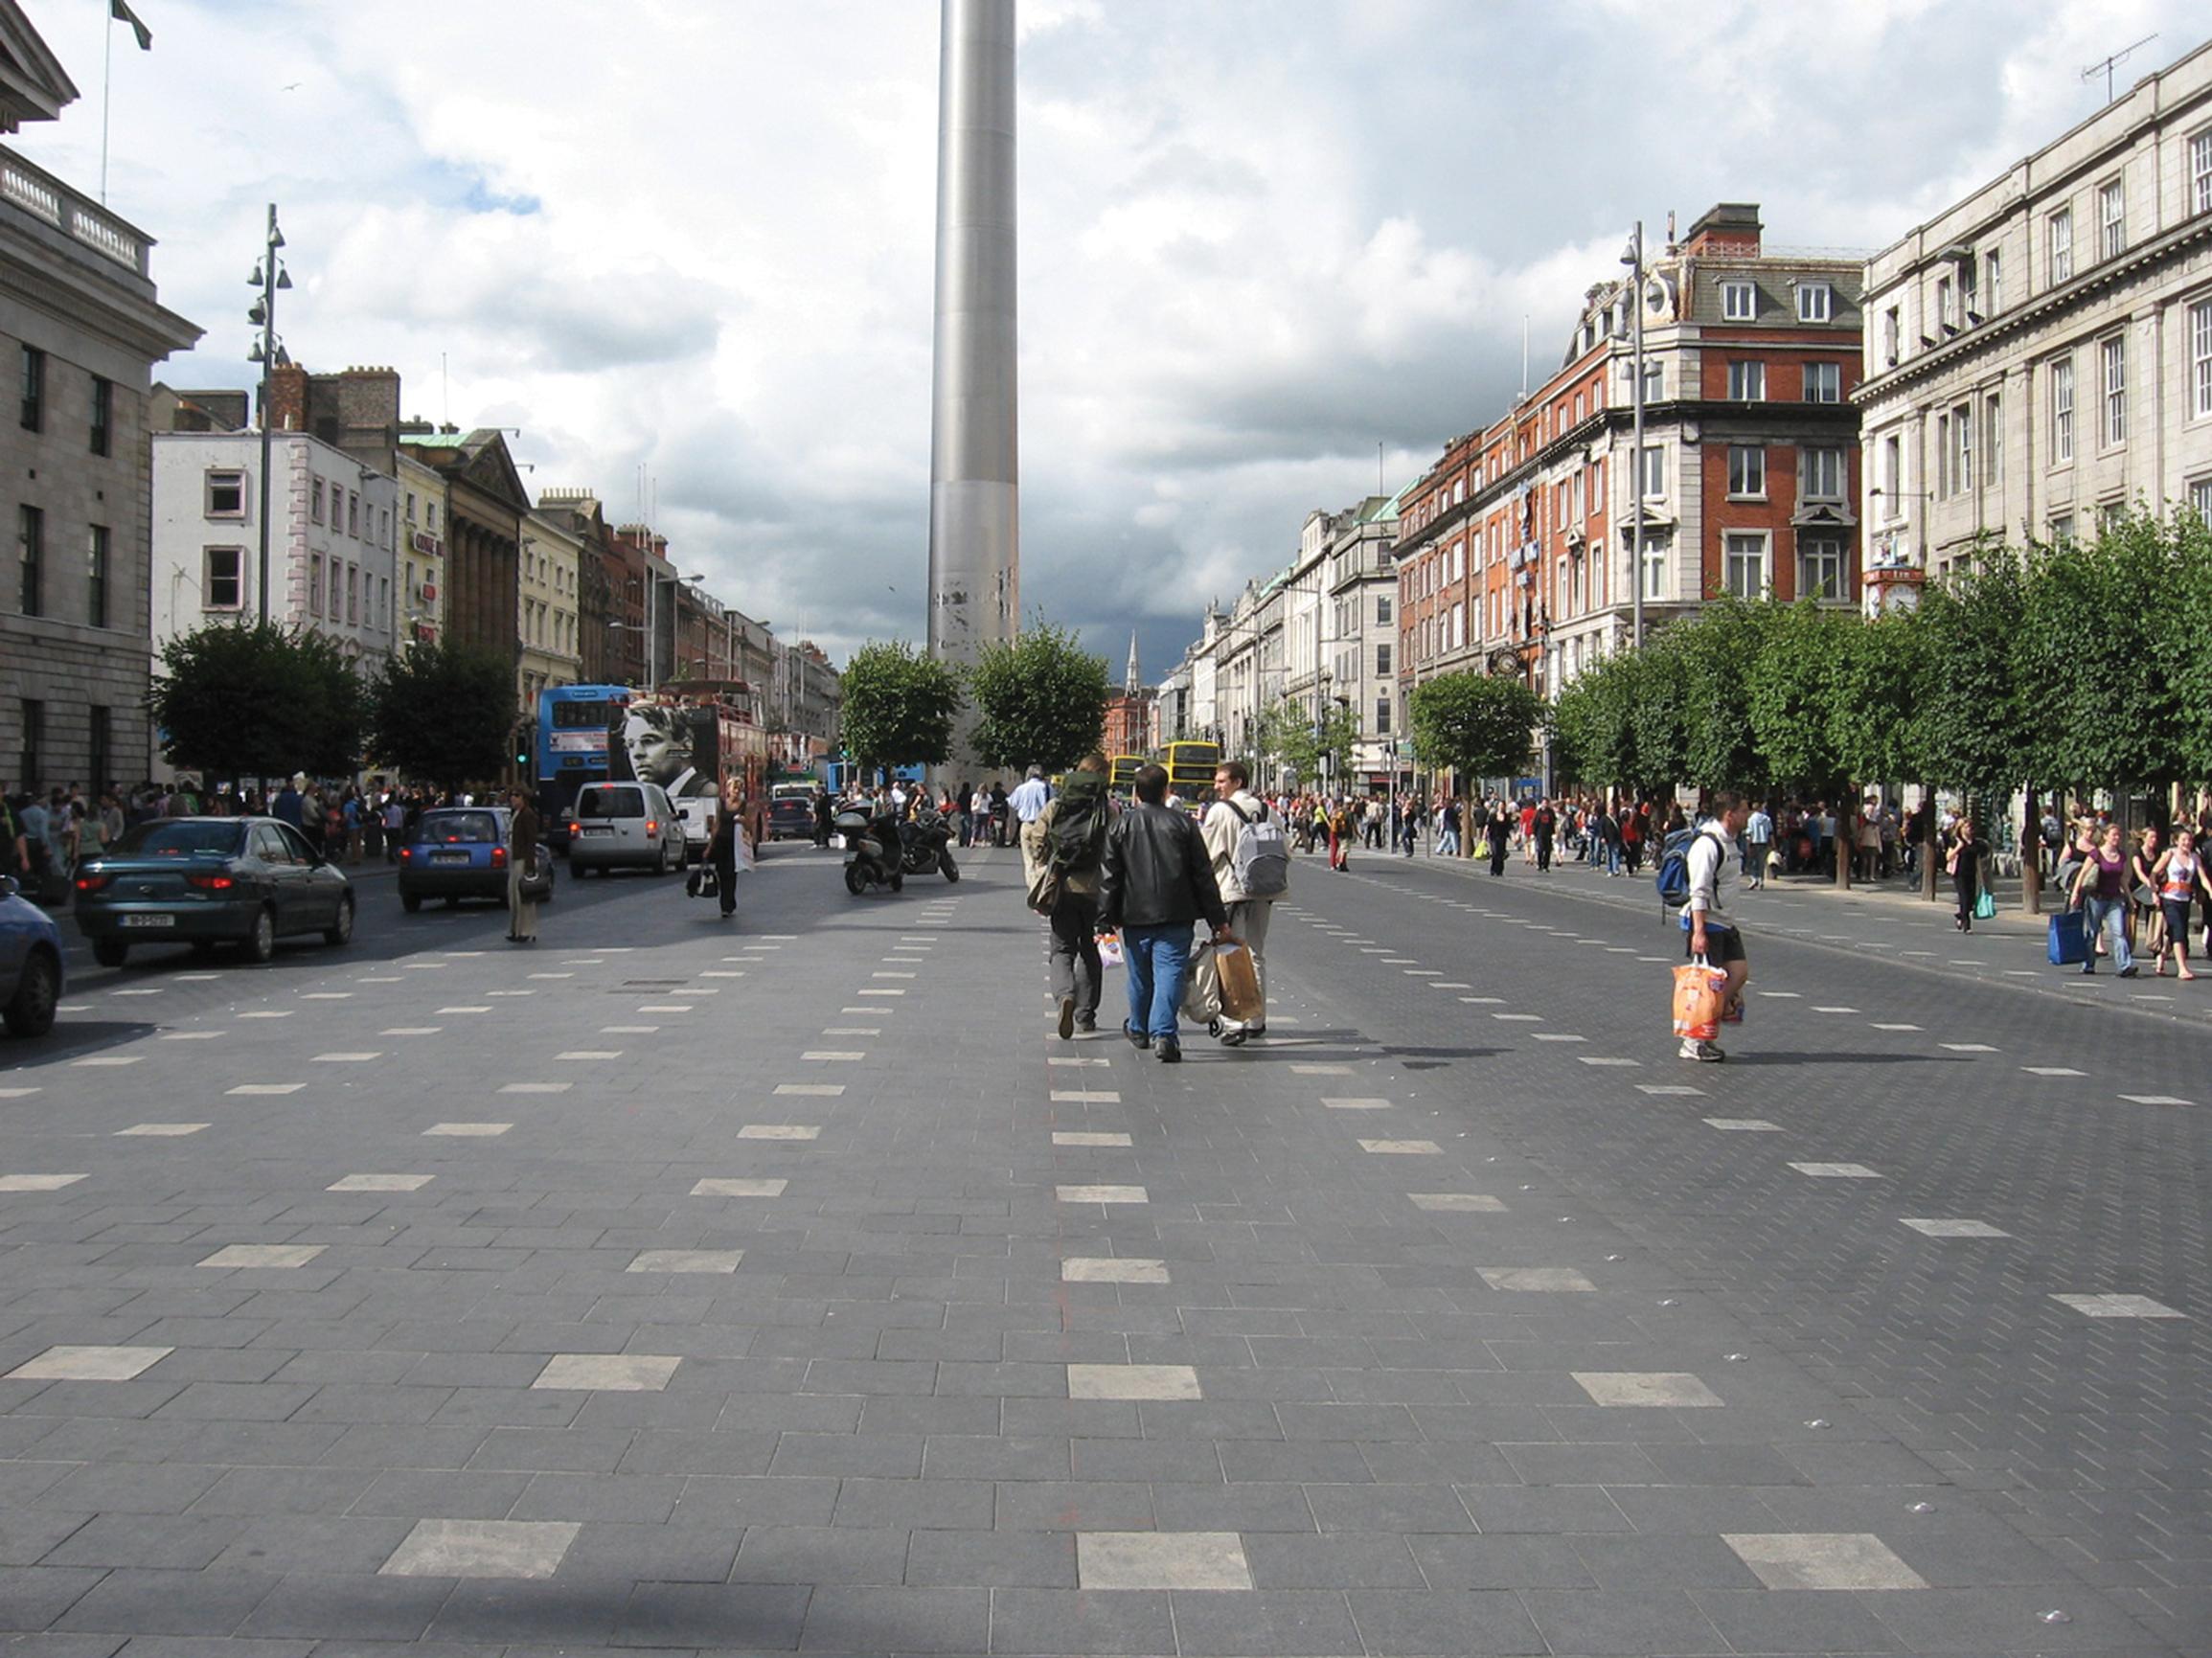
[266,363,309,433]
[1681,202,1763,260]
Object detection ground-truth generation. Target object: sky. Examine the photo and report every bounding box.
[16,0,2205,682]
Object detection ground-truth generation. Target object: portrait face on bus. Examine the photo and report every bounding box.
[620,707,692,788]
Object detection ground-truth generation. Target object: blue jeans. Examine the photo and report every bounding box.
[1123,921,1193,1043]
[2085,895,2132,971]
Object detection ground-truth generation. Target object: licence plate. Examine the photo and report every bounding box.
[431,852,470,865]
[121,914,176,929]
[582,826,615,835]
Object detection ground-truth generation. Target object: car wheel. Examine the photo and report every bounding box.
[844,863,867,896]
[400,891,422,913]
[243,907,276,965]
[3,947,60,1036]
[653,844,669,876]
[91,939,128,969]
[324,894,354,947]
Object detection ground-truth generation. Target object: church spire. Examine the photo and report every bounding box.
[1125,629,1141,696]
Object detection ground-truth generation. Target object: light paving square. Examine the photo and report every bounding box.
[198,1244,326,1269]
[1573,1371,1724,1407]
[691,1178,787,1197]
[8,1345,171,1381]
[329,1174,434,1192]
[1704,1118,1781,1131]
[2051,1293,2184,1318]
[379,1518,581,1580]
[227,1084,303,1097]
[1057,1184,1148,1204]
[1061,1257,1170,1283]
[740,1124,822,1138]
[1321,1097,1393,1110]
[424,1123,512,1137]
[1067,1363,1201,1400]
[0,1174,85,1192]
[1357,1139,1442,1155]
[629,1249,744,1273]
[1901,1218,2010,1238]
[1053,1132,1132,1147]
[1789,1162,1882,1179]
[1409,1193,1507,1213]
[117,1123,209,1137]
[533,1354,682,1391]
[1077,1531,1251,1591]
[1722,1532,1928,1591]
[1479,1267,1596,1292]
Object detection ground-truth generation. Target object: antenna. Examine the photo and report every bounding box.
[1520,316,1530,399]
[1377,441,1384,495]
[2082,33,2156,104]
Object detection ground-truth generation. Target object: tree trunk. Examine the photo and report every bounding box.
[2021,784,2041,915]
[1836,796,1853,890]
[1920,782,1939,902]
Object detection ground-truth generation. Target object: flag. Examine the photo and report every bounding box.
[109,0,151,52]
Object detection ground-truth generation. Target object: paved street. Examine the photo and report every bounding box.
[0,839,2202,1655]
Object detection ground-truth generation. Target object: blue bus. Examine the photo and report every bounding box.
[536,683,632,844]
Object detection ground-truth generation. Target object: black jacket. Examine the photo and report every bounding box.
[1099,802,1227,931]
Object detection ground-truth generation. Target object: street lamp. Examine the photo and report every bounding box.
[248,204,292,624]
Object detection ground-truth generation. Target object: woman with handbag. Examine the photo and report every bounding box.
[1945,814,1987,931]
[506,787,542,944]
[2129,825,2165,963]
[708,776,745,921]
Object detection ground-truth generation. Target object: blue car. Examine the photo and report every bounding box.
[0,872,65,1037]
[397,806,553,912]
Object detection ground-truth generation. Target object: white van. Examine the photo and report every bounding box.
[566,782,687,876]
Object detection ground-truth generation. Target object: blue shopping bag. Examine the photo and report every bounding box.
[2046,910,2087,965]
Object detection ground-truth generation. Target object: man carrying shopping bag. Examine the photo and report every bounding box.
[1678,790,1751,1063]
[1098,763,1233,1064]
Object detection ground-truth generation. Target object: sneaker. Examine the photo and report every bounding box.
[1058,996,1076,1041]
[1155,1040,1182,1063]
[1678,1037,1725,1062]
[2081,965,2095,975]
[2116,965,2138,978]
[1218,1028,1248,1048]
[1074,1012,1098,1032]
[1123,1024,1152,1050]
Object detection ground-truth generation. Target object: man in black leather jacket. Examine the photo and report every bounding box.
[1098,763,1233,1063]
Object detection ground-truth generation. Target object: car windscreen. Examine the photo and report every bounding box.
[114,821,247,858]
[578,787,644,819]
[419,811,500,844]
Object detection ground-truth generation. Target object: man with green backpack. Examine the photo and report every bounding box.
[1023,752,1112,1039]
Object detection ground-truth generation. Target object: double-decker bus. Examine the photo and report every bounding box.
[612,679,772,860]
[1108,755,1144,796]
[536,683,631,845]
[1161,738,1221,800]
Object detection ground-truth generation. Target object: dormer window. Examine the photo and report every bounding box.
[1721,281,1755,322]
[1795,282,1833,323]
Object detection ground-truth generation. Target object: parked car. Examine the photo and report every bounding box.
[398,806,553,913]
[0,873,64,1036]
[565,782,686,876]
[765,796,815,841]
[71,817,354,967]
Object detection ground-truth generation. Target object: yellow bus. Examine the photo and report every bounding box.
[1108,755,1144,791]
[1161,739,1221,796]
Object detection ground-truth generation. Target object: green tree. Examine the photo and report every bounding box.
[1745,600,1851,797]
[148,620,363,784]
[839,640,963,772]
[967,620,1109,774]
[1257,696,1356,788]
[1408,671,1546,788]
[1911,545,2029,796]
[366,642,518,793]
[1673,596,1777,792]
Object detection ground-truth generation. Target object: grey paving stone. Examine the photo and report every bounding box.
[1243,1531,1426,1588]
[1344,1587,1548,1655]
[55,1568,281,1636]
[611,1581,811,1648]
[1517,1586,1730,1655]
[1167,1588,1363,1656]
[994,1480,1155,1533]
[799,1584,989,1652]
[1307,1482,1476,1535]
[1689,1587,1910,1653]
[904,1528,1077,1588]
[983,1586,1174,1654]
[1456,1485,1632,1533]
[41,1513,247,1571]
[671,1475,841,1529]
[730,1525,908,1585]
[207,1515,418,1577]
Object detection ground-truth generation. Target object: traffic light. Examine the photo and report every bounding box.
[513,720,532,768]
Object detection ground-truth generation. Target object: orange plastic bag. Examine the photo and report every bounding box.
[1215,941,1264,1023]
[1671,959,1728,1041]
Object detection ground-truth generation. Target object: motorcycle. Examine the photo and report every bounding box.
[835,807,903,896]
[900,807,960,881]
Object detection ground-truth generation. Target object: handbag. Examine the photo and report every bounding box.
[1214,941,1264,1023]
[1672,957,1728,1041]
[1973,886,1995,920]
[2046,910,2087,965]
[685,864,718,899]
[1181,940,1222,1022]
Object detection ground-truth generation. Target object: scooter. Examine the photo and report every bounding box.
[835,807,903,896]
[900,808,960,881]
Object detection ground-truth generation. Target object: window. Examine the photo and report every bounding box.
[1983,248,2002,314]
[405,490,416,523]
[1796,282,1833,322]
[86,524,108,628]
[1639,444,1665,498]
[2048,207,2073,284]
[1801,446,1845,501]
[1640,359,1662,404]
[1935,275,1953,330]
[1804,361,1840,402]
[427,501,438,531]
[204,546,242,610]
[2192,478,2212,522]
[18,344,43,431]
[206,470,245,517]
[2101,334,2127,446]
[87,705,109,790]
[1798,535,1846,601]
[2192,298,2212,419]
[347,562,358,624]
[18,698,42,789]
[16,505,42,615]
[1640,534,1667,601]
[1882,434,1902,514]
[1983,396,2003,487]
[2051,356,2075,464]
[1960,260,1978,321]
[1721,280,1755,321]
[311,479,325,524]
[1934,412,1950,493]
[308,554,322,617]
[347,492,359,537]
[2049,513,2074,543]
[2098,178,2126,259]
[88,375,111,456]
[1727,360,1766,400]
[1375,593,1391,625]
[1727,444,1766,497]
[1950,403,1973,493]
[1724,532,1768,598]
[1375,643,1392,675]
[2196,128,2212,215]
[1375,696,1391,734]
[1882,307,1900,364]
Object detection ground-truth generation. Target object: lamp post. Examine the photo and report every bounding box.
[1622,221,1646,650]
[247,204,291,624]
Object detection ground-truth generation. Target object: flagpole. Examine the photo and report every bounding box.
[100,6,113,204]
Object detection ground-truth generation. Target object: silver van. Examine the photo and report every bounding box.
[565,782,687,877]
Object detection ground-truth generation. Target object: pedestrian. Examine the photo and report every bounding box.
[382,791,407,861]
[1328,798,1353,872]
[1097,763,1232,1063]
[1946,813,1987,931]
[1678,789,1752,1062]
[1009,764,1051,840]
[1533,798,1556,872]
[2150,828,2211,981]
[2128,826,2164,962]
[1486,798,1511,877]
[1745,802,1773,889]
[1202,759,1284,1047]
[1438,797,1461,859]
[1029,752,1111,1038]
[505,785,542,944]
[706,775,750,920]
[2070,822,2135,977]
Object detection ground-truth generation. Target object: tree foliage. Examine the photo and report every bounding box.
[1409,671,1546,787]
[366,642,517,792]
[148,621,363,784]
[839,640,963,771]
[1257,696,1357,787]
[967,620,1109,774]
